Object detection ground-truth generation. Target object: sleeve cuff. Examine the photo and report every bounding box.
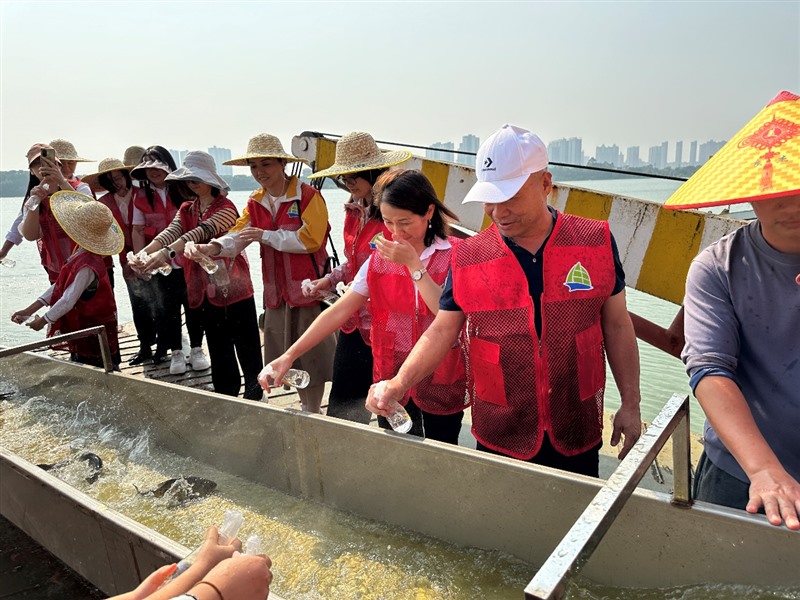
[689,366,738,394]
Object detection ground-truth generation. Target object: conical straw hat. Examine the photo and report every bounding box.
[123,145,146,168]
[81,158,130,189]
[50,191,124,256]
[664,90,800,210]
[224,133,306,166]
[49,139,92,162]
[308,131,412,179]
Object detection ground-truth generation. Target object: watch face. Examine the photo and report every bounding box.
[412,270,422,281]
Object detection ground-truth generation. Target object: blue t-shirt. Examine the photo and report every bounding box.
[439,208,626,337]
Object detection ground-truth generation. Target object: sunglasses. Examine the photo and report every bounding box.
[336,175,361,186]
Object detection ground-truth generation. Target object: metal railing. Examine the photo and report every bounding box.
[0,326,114,373]
[525,393,692,600]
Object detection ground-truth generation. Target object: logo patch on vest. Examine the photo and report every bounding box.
[563,262,593,292]
[287,201,301,218]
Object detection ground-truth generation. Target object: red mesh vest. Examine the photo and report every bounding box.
[37,179,83,283]
[452,214,614,458]
[368,238,468,415]
[247,180,331,309]
[49,251,119,357]
[98,191,135,269]
[179,198,254,309]
[133,187,177,244]
[339,202,390,344]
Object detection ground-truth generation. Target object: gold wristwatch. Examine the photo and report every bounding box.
[410,267,427,281]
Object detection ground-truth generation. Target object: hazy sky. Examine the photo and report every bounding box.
[1,1,798,172]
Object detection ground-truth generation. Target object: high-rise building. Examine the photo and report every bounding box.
[647,142,669,169]
[547,137,583,166]
[698,140,726,164]
[208,146,233,177]
[457,134,480,167]
[674,141,683,167]
[689,141,698,165]
[426,141,455,163]
[169,149,188,168]
[595,144,622,167]
[625,146,640,167]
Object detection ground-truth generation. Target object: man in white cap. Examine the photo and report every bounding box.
[367,124,641,476]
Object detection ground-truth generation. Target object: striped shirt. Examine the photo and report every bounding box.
[154,202,239,247]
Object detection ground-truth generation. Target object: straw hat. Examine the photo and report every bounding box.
[308,132,412,179]
[166,150,230,191]
[665,90,800,210]
[123,145,146,168]
[224,133,306,166]
[50,191,124,256]
[81,158,130,189]
[49,139,92,162]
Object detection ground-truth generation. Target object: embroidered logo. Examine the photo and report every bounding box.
[563,262,593,292]
[287,201,300,218]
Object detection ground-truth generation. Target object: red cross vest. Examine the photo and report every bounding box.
[179,198,254,309]
[37,179,83,283]
[452,214,614,459]
[133,187,178,244]
[98,191,135,271]
[247,180,331,309]
[48,250,119,358]
[339,202,390,345]
[368,238,468,415]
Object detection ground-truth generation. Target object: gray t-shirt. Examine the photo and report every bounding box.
[683,220,800,483]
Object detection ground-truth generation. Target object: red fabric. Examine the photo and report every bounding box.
[247,182,331,309]
[133,187,178,244]
[452,214,614,459]
[49,251,119,357]
[368,238,468,415]
[98,191,135,270]
[37,179,83,283]
[339,202,390,343]
[179,197,254,308]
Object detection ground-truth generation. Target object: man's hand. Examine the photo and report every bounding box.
[746,466,800,530]
[610,403,641,460]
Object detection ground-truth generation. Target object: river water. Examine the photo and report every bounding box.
[0,178,704,434]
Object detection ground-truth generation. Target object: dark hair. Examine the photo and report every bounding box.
[97,169,132,195]
[373,169,458,247]
[344,168,387,223]
[169,180,221,203]
[23,172,40,203]
[140,145,181,209]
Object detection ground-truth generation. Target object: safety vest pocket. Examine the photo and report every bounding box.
[469,337,508,407]
[575,322,605,401]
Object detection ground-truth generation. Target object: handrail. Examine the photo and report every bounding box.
[524,393,691,600]
[0,326,114,373]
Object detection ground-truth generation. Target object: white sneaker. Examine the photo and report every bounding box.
[169,350,187,375]
[190,347,210,370]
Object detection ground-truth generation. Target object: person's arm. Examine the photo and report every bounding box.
[264,290,368,389]
[204,208,253,258]
[19,196,45,241]
[373,236,444,314]
[4,208,24,248]
[601,290,642,460]
[695,376,800,529]
[42,267,95,324]
[366,309,465,416]
[236,192,329,254]
[181,553,272,600]
[629,306,685,359]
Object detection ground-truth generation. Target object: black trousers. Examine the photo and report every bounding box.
[476,433,601,477]
[195,295,263,399]
[124,276,157,348]
[153,269,203,353]
[378,397,464,445]
[327,329,374,424]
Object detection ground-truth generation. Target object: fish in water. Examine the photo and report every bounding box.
[37,452,104,484]
[134,476,217,505]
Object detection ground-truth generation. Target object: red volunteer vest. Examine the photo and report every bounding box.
[368,239,468,415]
[178,198,254,309]
[98,191,135,271]
[49,251,119,358]
[133,187,178,244]
[452,214,614,459]
[38,179,83,283]
[247,179,331,309]
[339,201,390,344]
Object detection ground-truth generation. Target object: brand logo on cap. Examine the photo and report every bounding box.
[482,157,495,172]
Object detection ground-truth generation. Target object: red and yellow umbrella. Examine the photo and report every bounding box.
[664,90,800,210]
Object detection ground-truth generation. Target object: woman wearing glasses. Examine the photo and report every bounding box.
[304,132,411,423]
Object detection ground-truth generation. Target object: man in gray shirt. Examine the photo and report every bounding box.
[683,195,800,530]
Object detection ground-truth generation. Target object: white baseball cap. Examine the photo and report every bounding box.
[462,124,548,204]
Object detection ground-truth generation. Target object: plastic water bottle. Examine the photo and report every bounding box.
[171,510,245,579]
[373,381,412,433]
[301,278,339,303]
[245,534,264,556]
[186,241,218,274]
[0,257,15,268]
[258,364,311,390]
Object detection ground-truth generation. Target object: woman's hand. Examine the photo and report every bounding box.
[38,158,68,189]
[141,249,168,273]
[237,227,266,244]
[186,242,219,260]
[106,564,178,600]
[258,356,293,392]
[27,316,47,331]
[303,277,332,300]
[375,236,422,270]
[192,552,272,600]
[192,525,243,575]
[10,310,31,324]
